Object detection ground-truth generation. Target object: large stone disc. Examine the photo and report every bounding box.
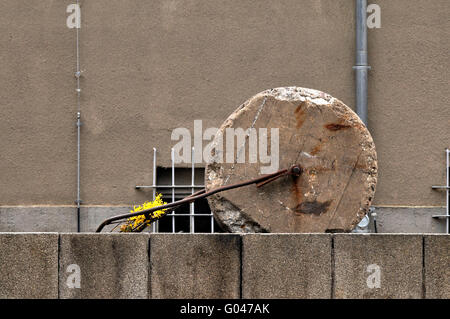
[205,87,377,233]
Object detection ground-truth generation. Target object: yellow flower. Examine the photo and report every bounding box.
[120,193,167,232]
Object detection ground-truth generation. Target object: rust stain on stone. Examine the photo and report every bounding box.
[325,123,352,131]
[311,144,321,155]
[311,138,325,155]
[313,165,335,172]
[355,163,369,170]
[291,175,303,205]
[294,102,307,129]
[294,200,333,215]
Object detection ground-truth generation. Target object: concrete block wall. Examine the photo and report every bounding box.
[0,233,448,299]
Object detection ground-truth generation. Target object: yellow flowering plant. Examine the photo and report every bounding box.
[120,193,167,232]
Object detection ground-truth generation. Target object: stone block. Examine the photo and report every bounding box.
[242,234,332,298]
[0,233,58,298]
[150,234,240,298]
[59,233,149,299]
[424,235,449,298]
[334,234,423,299]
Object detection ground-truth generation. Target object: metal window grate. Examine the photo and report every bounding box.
[136,148,223,233]
[432,148,450,234]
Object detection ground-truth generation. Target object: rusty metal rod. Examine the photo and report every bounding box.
[96,166,300,232]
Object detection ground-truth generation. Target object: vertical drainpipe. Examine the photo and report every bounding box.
[76,111,81,232]
[354,0,373,232]
[354,0,370,126]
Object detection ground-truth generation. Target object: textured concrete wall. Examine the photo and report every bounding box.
[0,233,448,299]
[0,0,448,209]
[0,233,58,299]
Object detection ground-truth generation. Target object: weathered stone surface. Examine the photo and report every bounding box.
[59,233,149,299]
[424,235,449,298]
[242,234,332,298]
[334,234,423,299]
[0,207,77,232]
[206,87,377,233]
[0,233,58,299]
[150,234,240,299]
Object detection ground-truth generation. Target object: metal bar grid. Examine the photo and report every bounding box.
[191,147,195,233]
[152,148,157,232]
[171,148,175,232]
[432,148,450,234]
[135,185,205,189]
[138,148,216,233]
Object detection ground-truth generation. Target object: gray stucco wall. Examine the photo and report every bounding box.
[0,0,448,206]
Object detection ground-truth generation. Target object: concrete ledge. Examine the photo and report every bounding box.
[370,207,446,233]
[242,234,332,299]
[424,235,449,299]
[59,233,149,299]
[150,234,241,299]
[1,206,447,234]
[334,234,423,299]
[0,207,77,232]
[79,206,131,232]
[0,206,132,233]
[0,233,58,299]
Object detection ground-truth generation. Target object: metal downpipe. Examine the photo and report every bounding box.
[354,0,373,233]
[354,0,370,126]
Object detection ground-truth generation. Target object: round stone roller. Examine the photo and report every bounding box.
[205,87,377,233]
